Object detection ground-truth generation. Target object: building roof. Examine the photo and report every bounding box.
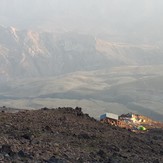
[100,113,119,120]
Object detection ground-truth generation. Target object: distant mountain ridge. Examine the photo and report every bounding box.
[0,26,163,81]
[0,26,163,121]
[0,26,106,80]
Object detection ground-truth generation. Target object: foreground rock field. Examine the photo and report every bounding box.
[0,107,163,163]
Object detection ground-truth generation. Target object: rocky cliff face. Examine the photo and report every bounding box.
[0,26,162,80]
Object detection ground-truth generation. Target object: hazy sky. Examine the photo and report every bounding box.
[0,0,163,44]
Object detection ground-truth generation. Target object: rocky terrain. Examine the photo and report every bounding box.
[0,107,163,163]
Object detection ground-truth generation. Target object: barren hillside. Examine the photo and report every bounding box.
[0,107,163,163]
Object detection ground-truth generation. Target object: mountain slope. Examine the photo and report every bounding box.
[0,26,163,121]
[0,26,107,80]
[0,107,163,162]
[0,26,163,80]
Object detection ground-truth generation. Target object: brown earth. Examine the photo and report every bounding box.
[0,107,163,163]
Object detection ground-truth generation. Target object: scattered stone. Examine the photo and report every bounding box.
[46,156,66,163]
[21,133,32,140]
[0,107,162,162]
[1,145,12,154]
[41,107,49,111]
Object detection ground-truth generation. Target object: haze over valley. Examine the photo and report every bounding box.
[0,0,163,121]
